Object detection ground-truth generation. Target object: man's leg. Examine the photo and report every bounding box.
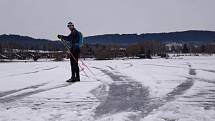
[66,56,76,82]
[74,48,80,81]
[70,56,75,79]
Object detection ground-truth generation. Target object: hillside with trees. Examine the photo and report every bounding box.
[85,30,215,45]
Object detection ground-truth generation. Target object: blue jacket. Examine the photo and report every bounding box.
[61,28,80,49]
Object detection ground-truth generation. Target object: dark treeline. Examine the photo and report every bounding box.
[0,30,215,60]
[81,41,215,60]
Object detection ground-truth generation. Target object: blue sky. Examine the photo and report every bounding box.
[0,0,214,40]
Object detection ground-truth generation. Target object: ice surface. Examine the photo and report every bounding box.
[0,56,215,121]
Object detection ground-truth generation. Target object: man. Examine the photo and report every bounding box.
[57,22,81,82]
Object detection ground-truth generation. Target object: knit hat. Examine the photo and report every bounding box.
[67,22,74,27]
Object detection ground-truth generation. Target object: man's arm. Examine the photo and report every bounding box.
[57,35,71,41]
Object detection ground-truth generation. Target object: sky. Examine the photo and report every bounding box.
[0,0,215,40]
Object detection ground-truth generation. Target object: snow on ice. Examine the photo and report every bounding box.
[0,55,215,121]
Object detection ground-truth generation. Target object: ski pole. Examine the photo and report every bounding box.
[58,39,89,77]
[60,38,99,82]
[79,60,96,76]
[60,39,89,77]
[60,39,96,76]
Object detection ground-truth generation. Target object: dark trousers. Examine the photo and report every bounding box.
[70,48,80,79]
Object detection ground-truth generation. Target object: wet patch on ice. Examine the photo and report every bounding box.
[91,84,109,102]
[95,82,150,116]
[91,68,150,118]
[164,78,194,102]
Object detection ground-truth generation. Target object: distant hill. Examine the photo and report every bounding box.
[84,30,215,45]
[0,34,63,50]
[0,30,215,50]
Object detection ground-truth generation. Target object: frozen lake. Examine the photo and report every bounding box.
[0,56,215,121]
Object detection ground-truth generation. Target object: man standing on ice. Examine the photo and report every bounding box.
[57,22,81,82]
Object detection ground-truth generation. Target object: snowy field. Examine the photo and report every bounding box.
[0,56,215,121]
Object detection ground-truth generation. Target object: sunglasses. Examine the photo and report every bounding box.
[67,25,74,27]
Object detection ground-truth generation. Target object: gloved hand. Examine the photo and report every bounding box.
[57,35,63,39]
